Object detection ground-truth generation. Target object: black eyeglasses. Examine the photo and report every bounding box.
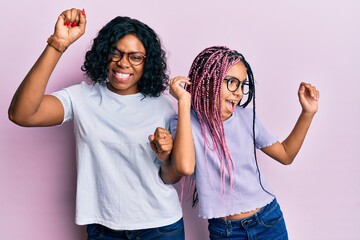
[108,48,146,66]
[223,77,249,95]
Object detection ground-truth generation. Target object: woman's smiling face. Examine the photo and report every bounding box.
[107,34,146,95]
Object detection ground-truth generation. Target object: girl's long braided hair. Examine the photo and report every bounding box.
[185,46,272,207]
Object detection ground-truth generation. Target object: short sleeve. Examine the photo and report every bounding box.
[254,116,278,149]
[51,88,75,123]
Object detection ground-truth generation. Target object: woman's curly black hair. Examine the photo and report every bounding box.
[81,16,168,97]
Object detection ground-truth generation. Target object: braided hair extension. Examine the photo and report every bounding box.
[188,46,238,195]
[247,60,275,199]
[186,46,273,207]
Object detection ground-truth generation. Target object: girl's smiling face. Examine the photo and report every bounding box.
[221,61,247,121]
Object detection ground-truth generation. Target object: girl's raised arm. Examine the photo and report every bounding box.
[261,82,319,165]
[170,76,195,176]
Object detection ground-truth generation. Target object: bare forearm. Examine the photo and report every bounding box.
[282,111,315,162]
[9,8,86,126]
[159,98,194,183]
[172,98,195,176]
[159,159,181,184]
[262,82,319,165]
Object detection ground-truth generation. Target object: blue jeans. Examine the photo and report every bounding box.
[87,218,184,240]
[208,199,288,240]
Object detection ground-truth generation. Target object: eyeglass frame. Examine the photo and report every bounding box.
[223,76,249,95]
[108,47,146,66]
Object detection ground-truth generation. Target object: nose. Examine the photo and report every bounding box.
[233,87,243,96]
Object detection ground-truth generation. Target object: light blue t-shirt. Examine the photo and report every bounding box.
[52,81,182,230]
[171,107,277,219]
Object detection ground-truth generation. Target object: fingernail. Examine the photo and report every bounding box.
[81,8,86,16]
[64,21,69,26]
[71,22,77,27]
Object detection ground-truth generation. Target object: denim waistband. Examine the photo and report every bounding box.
[208,198,278,227]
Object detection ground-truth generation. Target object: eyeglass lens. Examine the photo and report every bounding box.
[225,77,249,94]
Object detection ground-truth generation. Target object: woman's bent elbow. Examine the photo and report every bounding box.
[8,111,26,126]
[8,111,38,127]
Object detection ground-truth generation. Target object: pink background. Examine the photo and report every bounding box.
[1,0,359,239]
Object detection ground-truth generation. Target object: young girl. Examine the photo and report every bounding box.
[170,46,319,239]
[8,8,188,240]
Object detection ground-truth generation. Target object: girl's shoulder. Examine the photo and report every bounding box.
[234,107,254,120]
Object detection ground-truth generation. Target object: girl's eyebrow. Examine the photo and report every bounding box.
[224,75,247,82]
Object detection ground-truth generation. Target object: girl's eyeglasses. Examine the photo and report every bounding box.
[224,77,249,95]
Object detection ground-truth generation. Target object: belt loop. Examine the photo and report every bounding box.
[226,220,233,236]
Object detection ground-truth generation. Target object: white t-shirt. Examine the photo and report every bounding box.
[52,81,182,230]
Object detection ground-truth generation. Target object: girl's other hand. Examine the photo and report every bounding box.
[298,82,320,115]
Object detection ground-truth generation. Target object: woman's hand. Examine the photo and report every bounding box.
[148,127,173,161]
[52,8,87,49]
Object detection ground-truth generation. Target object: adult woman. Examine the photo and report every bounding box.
[9,8,187,240]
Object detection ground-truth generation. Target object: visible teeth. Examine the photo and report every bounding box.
[227,100,235,107]
[115,73,131,78]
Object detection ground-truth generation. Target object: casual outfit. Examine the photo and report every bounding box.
[52,81,183,238]
[207,199,287,240]
[171,107,288,239]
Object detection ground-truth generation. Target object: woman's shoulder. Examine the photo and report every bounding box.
[61,80,97,92]
[54,81,105,102]
[150,93,175,106]
[143,93,176,114]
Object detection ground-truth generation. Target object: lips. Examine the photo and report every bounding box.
[225,100,237,113]
[112,70,132,82]
[115,71,131,78]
